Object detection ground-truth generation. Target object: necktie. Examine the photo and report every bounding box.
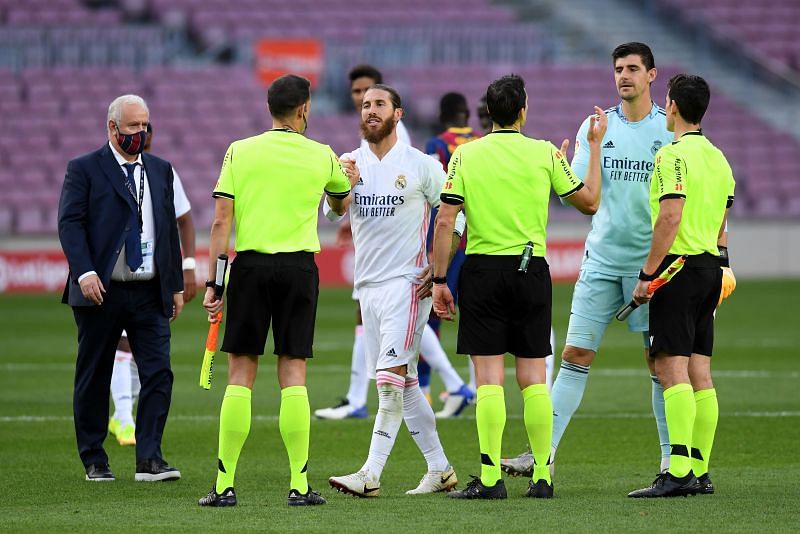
[123,163,143,271]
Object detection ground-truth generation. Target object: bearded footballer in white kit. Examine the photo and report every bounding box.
[314,64,467,421]
[326,85,464,497]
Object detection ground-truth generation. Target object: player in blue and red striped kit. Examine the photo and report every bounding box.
[419,93,481,417]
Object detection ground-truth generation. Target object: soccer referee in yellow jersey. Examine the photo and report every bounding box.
[432,74,606,499]
[628,74,735,498]
[199,74,354,507]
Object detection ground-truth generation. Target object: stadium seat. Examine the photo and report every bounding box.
[657,0,800,72]
[0,0,798,234]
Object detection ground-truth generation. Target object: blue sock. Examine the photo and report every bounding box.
[651,374,671,469]
[551,361,590,449]
[418,358,431,389]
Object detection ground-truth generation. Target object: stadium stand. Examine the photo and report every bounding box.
[1,0,798,235]
[658,0,800,73]
[147,0,517,45]
[1,0,121,26]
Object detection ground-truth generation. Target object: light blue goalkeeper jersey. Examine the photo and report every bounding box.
[571,102,673,275]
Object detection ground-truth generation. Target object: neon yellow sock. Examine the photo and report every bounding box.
[280,385,310,494]
[692,389,718,477]
[522,384,553,483]
[476,384,505,487]
[664,383,695,478]
[215,385,251,493]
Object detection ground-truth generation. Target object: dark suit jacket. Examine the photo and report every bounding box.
[58,143,183,317]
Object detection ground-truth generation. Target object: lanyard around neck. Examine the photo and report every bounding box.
[123,165,146,234]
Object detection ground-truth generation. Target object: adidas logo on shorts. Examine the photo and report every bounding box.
[386,348,397,357]
[603,140,615,149]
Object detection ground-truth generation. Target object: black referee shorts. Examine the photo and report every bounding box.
[221,251,319,357]
[457,255,552,358]
[649,253,722,357]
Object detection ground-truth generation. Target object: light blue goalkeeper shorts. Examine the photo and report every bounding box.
[565,269,649,353]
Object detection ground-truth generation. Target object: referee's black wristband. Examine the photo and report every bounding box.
[638,269,657,282]
[205,280,215,288]
[432,276,447,285]
[718,246,730,268]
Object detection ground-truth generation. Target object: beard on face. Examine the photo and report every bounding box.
[360,114,397,144]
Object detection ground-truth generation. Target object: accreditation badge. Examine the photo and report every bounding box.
[136,240,155,274]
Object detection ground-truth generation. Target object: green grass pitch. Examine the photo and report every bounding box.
[1,281,798,532]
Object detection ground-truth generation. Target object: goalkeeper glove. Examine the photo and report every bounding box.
[717,246,736,307]
[719,267,736,306]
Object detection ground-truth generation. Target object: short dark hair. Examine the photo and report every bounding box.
[439,92,468,124]
[485,74,526,127]
[667,74,710,124]
[612,42,655,71]
[365,83,402,109]
[267,74,311,118]
[348,64,383,85]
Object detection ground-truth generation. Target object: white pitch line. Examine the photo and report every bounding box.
[3,411,800,424]
[0,415,275,423]
[2,363,797,379]
[587,369,800,379]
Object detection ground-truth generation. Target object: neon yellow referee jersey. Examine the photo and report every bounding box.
[213,129,351,253]
[650,131,735,256]
[440,130,583,256]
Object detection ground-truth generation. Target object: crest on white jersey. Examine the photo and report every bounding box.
[395,175,407,190]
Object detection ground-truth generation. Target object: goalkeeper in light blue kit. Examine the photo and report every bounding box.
[502,42,677,479]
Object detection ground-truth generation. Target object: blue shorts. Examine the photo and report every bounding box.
[566,269,649,353]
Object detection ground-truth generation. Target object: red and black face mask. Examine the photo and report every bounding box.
[114,124,147,156]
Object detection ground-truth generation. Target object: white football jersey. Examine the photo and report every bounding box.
[172,168,192,218]
[343,141,446,288]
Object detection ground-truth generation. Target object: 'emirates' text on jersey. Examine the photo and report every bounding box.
[343,142,446,289]
[571,103,674,275]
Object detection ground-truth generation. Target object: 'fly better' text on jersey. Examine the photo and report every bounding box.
[571,103,674,275]
[342,142,446,288]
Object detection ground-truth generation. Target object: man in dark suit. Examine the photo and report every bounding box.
[58,94,184,482]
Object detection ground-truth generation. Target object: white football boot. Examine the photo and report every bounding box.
[406,465,458,494]
[500,448,555,478]
[314,399,368,420]
[434,385,474,419]
[328,470,381,497]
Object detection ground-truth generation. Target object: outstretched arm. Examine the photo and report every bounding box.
[565,106,607,215]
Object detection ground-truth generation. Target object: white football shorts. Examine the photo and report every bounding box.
[358,277,431,379]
